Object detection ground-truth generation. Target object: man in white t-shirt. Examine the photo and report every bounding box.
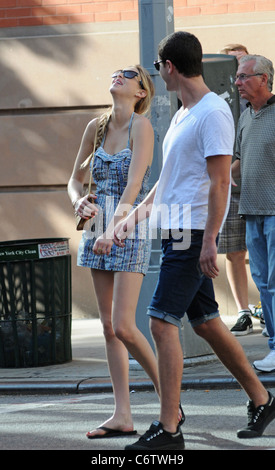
[114,31,275,450]
[150,91,233,231]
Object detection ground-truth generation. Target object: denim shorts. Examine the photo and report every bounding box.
[147,230,220,328]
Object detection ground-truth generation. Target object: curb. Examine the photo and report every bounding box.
[1,374,275,395]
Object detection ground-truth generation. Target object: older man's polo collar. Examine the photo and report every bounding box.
[246,94,275,109]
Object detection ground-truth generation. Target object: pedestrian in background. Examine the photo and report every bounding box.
[232,54,275,373]
[217,43,254,336]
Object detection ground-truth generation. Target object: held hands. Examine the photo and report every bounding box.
[74,194,98,220]
[113,217,135,248]
[93,234,113,256]
[93,215,135,256]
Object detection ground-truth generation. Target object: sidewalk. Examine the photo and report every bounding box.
[0,316,274,395]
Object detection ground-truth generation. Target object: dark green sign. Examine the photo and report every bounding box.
[0,244,39,261]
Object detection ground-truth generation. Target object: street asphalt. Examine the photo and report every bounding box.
[1,316,275,454]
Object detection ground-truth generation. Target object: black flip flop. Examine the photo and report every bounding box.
[86,426,137,439]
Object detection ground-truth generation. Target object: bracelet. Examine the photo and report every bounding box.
[72,199,81,216]
[72,199,80,209]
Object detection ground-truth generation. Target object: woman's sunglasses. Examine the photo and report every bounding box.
[112,69,144,89]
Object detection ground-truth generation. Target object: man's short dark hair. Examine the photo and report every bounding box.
[158,31,203,77]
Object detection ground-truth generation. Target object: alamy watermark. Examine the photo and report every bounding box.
[84,197,192,250]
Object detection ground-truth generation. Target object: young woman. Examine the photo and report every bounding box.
[68,65,160,439]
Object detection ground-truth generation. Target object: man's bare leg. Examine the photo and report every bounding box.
[150,318,183,433]
[194,316,268,407]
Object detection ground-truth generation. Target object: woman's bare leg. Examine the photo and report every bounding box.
[112,271,159,395]
[86,269,134,437]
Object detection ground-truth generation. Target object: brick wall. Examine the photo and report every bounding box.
[174,0,275,17]
[1,0,275,29]
[0,0,138,28]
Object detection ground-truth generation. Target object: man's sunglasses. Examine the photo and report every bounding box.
[153,60,165,71]
[112,70,144,89]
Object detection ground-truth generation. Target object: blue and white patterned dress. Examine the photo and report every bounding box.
[77,113,152,274]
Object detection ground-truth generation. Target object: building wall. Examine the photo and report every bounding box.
[1,1,274,318]
[1,0,275,28]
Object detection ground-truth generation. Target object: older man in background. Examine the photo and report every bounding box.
[232,54,275,372]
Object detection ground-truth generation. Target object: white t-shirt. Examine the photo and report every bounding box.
[149,92,235,231]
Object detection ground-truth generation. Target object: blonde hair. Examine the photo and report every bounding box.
[134,64,155,115]
[220,44,249,55]
[81,65,154,170]
[80,111,111,170]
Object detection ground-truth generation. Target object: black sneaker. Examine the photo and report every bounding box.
[237,392,275,438]
[125,421,185,450]
[231,314,253,336]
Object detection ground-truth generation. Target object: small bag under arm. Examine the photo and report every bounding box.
[75,122,99,231]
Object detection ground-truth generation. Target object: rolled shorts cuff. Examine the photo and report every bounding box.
[147,307,220,329]
[189,311,220,328]
[147,307,182,328]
